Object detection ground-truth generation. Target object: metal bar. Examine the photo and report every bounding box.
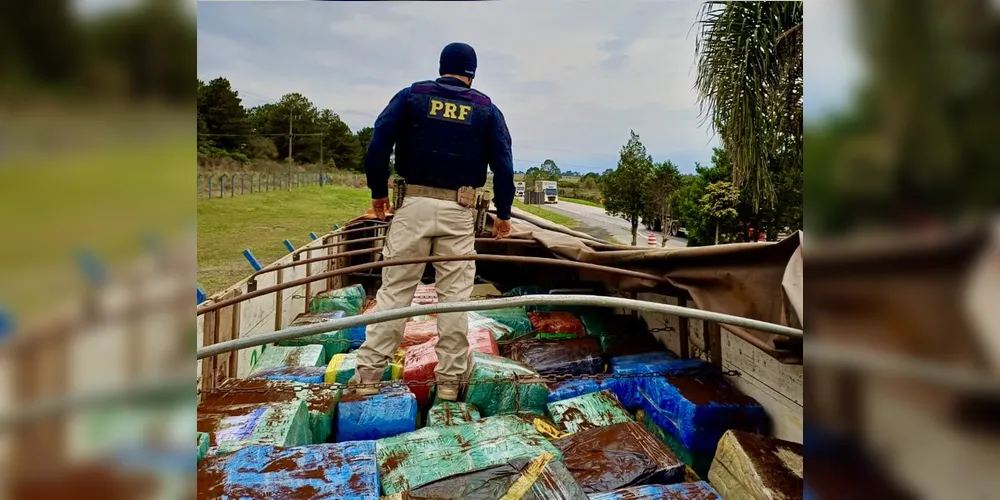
[199,255,674,316]
[292,235,386,256]
[198,295,803,359]
[250,238,540,280]
[807,341,1000,395]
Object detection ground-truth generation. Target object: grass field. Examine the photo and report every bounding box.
[198,186,370,294]
[512,200,579,229]
[560,197,604,208]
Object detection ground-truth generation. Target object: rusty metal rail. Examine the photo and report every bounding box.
[197,254,671,316]
[197,294,804,359]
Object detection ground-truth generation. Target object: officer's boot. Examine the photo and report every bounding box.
[347,368,382,397]
[433,358,475,403]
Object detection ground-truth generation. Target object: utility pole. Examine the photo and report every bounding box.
[287,111,293,190]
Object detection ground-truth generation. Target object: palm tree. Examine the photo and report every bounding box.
[694,1,803,211]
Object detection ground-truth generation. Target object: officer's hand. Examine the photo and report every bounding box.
[493,218,512,239]
[372,198,390,220]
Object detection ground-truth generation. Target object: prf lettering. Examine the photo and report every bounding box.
[428,99,472,122]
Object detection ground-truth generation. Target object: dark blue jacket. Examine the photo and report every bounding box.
[364,77,514,219]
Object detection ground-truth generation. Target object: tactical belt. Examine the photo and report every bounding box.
[406,184,477,208]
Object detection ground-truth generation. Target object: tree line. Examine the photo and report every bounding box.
[197,77,374,172]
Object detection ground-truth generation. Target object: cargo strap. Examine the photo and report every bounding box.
[499,451,555,500]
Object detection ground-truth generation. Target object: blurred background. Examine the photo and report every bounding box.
[0,0,997,498]
[0,0,195,498]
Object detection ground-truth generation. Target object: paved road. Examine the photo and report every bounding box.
[541,200,688,248]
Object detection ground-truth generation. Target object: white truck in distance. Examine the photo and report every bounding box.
[515,181,526,199]
[535,180,558,204]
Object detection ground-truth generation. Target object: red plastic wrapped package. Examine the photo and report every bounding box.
[528,312,586,337]
[401,319,439,348]
[412,283,439,305]
[361,299,377,315]
[403,328,499,405]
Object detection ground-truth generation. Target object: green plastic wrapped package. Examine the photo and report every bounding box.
[201,379,341,444]
[474,307,533,337]
[278,310,365,362]
[388,453,587,499]
[468,312,518,341]
[197,432,209,463]
[197,401,312,455]
[504,285,597,315]
[249,345,325,373]
[636,409,712,480]
[548,390,634,434]
[308,284,366,315]
[465,352,550,417]
[426,402,482,427]
[375,414,563,495]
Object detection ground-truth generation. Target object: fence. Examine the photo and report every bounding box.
[197,172,327,199]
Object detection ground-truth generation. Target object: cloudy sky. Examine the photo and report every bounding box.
[197,0,862,175]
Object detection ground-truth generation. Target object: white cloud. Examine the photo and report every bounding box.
[197,1,842,172]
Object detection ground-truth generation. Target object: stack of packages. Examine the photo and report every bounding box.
[198,280,784,498]
[707,430,803,499]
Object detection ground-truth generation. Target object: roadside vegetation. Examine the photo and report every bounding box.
[512,201,579,230]
[197,186,370,294]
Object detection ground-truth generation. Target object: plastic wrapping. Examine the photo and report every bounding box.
[375,414,563,495]
[362,299,378,315]
[545,378,618,404]
[548,390,634,434]
[465,352,550,417]
[426,402,481,427]
[280,309,366,360]
[392,453,587,500]
[589,482,722,500]
[197,432,209,463]
[473,307,534,337]
[638,374,768,453]
[309,283,367,316]
[248,366,327,385]
[403,330,499,405]
[249,344,325,376]
[412,283,439,305]
[636,410,712,481]
[467,312,517,341]
[554,421,685,494]
[401,319,439,349]
[324,352,393,385]
[197,401,313,455]
[579,314,649,338]
[527,312,586,337]
[203,379,341,444]
[336,390,418,442]
[707,430,803,500]
[606,353,708,409]
[197,442,380,500]
[599,332,664,357]
[503,337,604,375]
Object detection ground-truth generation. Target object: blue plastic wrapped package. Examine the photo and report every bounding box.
[546,378,616,404]
[638,375,768,453]
[279,309,366,360]
[606,353,708,409]
[637,409,714,480]
[548,390,634,434]
[249,366,326,385]
[336,390,417,442]
[309,284,367,316]
[197,442,380,499]
[589,482,722,500]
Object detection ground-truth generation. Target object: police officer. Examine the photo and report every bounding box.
[351,42,514,400]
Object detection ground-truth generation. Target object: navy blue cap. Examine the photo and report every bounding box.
[439,42,477,79]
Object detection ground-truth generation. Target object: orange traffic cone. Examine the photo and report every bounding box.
[648,233,657,247]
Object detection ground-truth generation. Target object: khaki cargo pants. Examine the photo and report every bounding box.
[354,196,476,384]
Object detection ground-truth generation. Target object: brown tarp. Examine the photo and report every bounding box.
[347,212,804,363]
